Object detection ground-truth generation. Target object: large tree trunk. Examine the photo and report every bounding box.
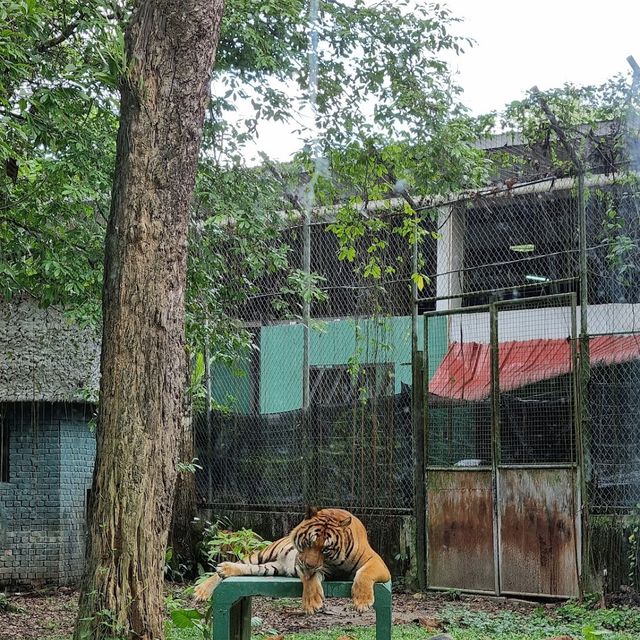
[74,2,224,639]
[167,400,198,576]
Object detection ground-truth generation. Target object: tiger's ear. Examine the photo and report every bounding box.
[338,516,352,528]
[306,506,320,519]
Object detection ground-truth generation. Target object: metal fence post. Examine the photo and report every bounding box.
[489,302,501,596]
[412,343,426,589]
[577,172,591,597]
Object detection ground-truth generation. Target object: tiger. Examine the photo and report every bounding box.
[193,507,391,614]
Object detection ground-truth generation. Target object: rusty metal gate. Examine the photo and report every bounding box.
[423,294,581,597]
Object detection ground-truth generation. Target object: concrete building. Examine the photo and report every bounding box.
[0,298,99,586]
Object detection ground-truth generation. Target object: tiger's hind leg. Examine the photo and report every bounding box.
[193,543,297,602]
[217,542,298,579]
[216,559,294,578]
[193,572,221,601]
[192,561,288,602]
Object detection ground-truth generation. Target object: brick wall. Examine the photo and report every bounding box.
[0,403,95,587]
[59,405,96,584]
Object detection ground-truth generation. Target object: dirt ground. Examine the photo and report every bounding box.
[0,585,549,640]
[251,590,544,634]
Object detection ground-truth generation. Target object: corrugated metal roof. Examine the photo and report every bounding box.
[429,334,640,401]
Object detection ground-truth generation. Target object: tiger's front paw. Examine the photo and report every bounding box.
[216,562,244,578]
[302,582,325,614]
[351,581,374,613]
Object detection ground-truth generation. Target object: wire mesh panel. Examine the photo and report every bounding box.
[195,354,414,511]
[493,296,580,598]
[424,307,497,593]
[426,309,492,468]
[195,211,422,514]
[588,355,640,512]
[495,296,577,466]
[195,409,306,508]
[306,392,413,510]
[460,193,578,307]
[586,186,640,308]
[581,183,640,513]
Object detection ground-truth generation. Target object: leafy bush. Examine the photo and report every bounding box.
[198,517,270,567]
[165,546,190,583]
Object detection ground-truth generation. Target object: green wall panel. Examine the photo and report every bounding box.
[260,323,303,414]
[210,357,251,414]
[258,315,448,415]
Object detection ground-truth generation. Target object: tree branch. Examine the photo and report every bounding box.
[0,212,96,260]
[367,143,420,211]
[531,86,584,173]
[37,15,84,52]
[265,161,305,212]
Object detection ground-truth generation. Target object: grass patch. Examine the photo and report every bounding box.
[165,601,640,640]
[0,593,24,613]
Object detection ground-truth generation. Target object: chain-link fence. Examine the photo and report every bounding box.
[195,112,640,536]
[422,174,640,515]
[195,209,422,514]
[586,181,640,513]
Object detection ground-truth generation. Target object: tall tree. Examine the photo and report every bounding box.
[74,2,224,639]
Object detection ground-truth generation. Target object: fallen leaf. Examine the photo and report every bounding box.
[415,616,443,632]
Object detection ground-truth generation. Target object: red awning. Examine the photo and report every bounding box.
[429,335,640,401]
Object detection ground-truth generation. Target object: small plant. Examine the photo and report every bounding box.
[170,521,272,639]
[177,458,203,475]
[165,590,208,639]
[204,526,270,565]
[628,503,640,590]
[94,607,128,640]
[443,588,462,601]
[583,625,613,639]
[194,516,270,568]
[165,547,190,583]
[0,593,22,613]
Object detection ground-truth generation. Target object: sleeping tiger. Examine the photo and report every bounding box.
[194,507,391,613]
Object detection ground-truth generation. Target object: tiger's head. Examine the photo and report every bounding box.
[290,507,354,577]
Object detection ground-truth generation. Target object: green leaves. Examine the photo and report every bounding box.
[583,626,613,639]
[169,607,204,629]
[204,526,270,564]
[412,273,429,292]
[0,0,119,323]
[207,0,474,160]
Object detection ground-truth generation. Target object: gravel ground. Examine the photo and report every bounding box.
[0,586,548,640]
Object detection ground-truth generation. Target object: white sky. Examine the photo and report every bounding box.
[242,0,640,163]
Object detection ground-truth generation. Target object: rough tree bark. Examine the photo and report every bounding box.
[74,2,224,638]
[167,402,198,574]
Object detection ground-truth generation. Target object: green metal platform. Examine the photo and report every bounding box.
[210,576,392,640]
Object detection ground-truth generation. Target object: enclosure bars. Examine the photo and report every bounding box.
[570,292,583,599]
[411,209,426,588]
[532,90,591,594]
[576,172,592,596]
[492,293,582,599]
[420,303,492,593]
[489,300,501,596]
[204,332,213,505]
[420,293,581,596]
